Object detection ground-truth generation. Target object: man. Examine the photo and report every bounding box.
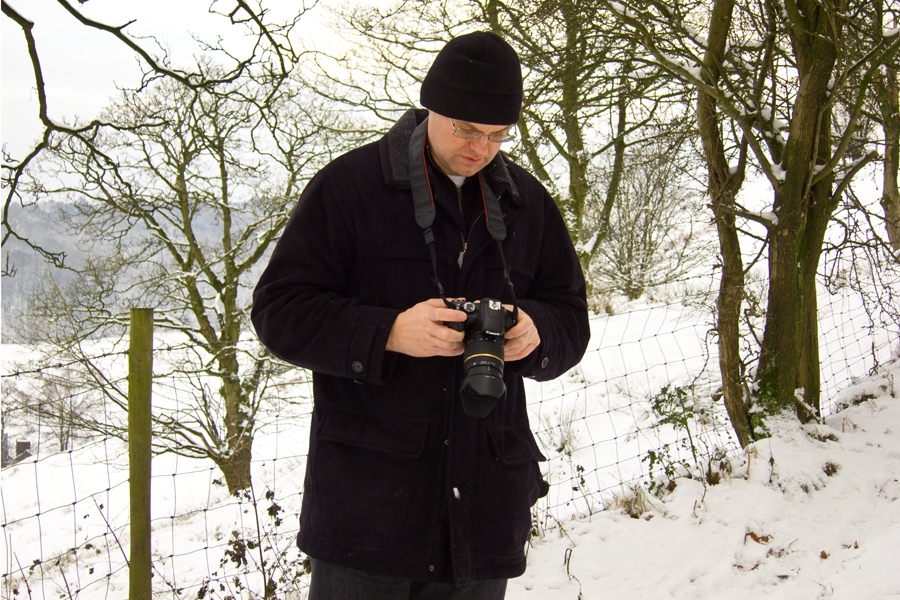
[252,31,590,599]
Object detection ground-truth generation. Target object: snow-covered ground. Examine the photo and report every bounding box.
[1,297,898,599]
[513,359,900,600]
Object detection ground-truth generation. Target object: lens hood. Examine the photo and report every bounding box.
[461,394,499,418]
[459,366,507,417]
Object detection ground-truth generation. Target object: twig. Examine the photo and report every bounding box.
[91,497,129,567]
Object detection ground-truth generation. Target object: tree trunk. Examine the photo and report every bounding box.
[540,0,590,262]
[219,349,254,494]
[560,40,588,254]
[712,195,751,446]
[517,118,553,184]
[796,111,838,422]
[754,0,840,426]
[598,77,629,247]
[881,65,900,254]
[216,439,252,495]
[698,0,753,447]
[796,259,821,420]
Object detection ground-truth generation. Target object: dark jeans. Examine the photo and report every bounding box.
[308,558,508,600]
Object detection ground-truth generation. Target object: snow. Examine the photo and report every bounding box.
[684,66,703,80]
[758,210,779,225]
[2,321,899,598]
[512,372,900,600]
[772,163,787,182]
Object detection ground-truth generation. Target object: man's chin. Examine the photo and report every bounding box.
[456,161,485,177]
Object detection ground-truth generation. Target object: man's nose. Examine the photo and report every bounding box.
[469,136,490,155]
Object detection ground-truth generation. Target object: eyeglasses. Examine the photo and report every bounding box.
[450,118,517,143]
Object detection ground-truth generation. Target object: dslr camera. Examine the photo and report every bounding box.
[446,298,517,418]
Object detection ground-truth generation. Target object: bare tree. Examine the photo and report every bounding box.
[300,0,696,274]
[9,62,340,493]
[2,369,98,453]
[474,0,696,267]
[590,142,713,300]
[869,22,900,253]
[601,0,900,444]
[2,0,308,273]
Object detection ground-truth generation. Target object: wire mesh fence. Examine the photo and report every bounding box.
[2,276,897,599]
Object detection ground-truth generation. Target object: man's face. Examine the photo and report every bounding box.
[426,111,514,178]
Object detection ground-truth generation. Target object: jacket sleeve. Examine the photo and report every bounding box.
[251,170,400,384]
[506,187,590,382]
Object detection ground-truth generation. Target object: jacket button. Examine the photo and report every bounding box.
[429,565,435,572]
[444,439,450,446]
[541,357,549,368]
[351,361,364,373]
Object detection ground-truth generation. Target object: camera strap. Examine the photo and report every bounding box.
[409,117,518,320]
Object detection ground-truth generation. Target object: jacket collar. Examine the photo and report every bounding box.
[380,109,524,206]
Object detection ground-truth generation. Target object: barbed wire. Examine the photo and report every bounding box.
[1,350,130,379]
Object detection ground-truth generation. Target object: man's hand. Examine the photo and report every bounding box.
[386,299,467,357]
[503,306,540,361]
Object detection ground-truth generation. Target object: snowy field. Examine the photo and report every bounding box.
[513,360,900,600]
[1,285,898,599]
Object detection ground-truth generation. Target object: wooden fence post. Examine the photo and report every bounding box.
[129,308,154,600]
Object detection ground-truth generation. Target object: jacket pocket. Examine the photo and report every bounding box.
[473,428,548,561]
[487,427,547,465]
[317,406,429,457]
[308,408,431,550]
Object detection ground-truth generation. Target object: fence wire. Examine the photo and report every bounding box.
[2,277,897,599]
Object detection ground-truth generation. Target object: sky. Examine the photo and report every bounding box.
[1,0,323,160]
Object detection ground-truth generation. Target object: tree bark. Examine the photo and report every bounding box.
[598,74,629,247]
[698,0,753,447]
[559,0,589,255]
[880,64,900,254]
[796,112,838,422]
[754,0,841,424]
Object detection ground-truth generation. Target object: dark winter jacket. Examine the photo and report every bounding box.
[251,109,590,585]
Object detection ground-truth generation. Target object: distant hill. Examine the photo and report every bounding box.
[1,202,84,342]
[1,201,271,343]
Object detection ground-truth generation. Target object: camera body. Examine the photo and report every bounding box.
[446,299,517,418]
[445,299,516,340]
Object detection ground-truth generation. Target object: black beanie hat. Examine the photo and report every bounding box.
[420,32,523,126]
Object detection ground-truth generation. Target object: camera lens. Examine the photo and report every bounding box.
[459,335,506,417]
